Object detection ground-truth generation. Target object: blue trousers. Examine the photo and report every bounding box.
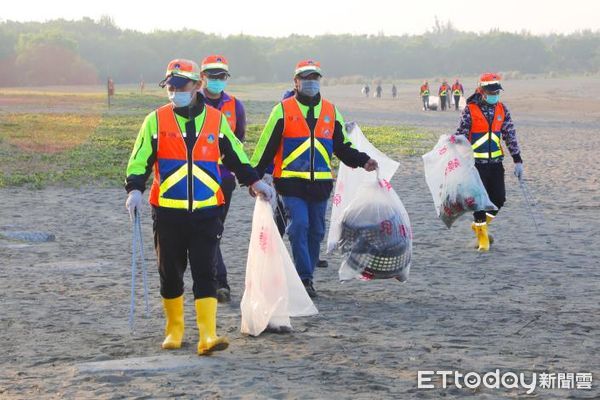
[282,196,328,282]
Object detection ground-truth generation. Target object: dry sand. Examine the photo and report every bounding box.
[1,77,599,399]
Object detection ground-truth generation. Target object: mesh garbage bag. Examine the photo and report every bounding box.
[422,134,497,228]
[337,179,412,282]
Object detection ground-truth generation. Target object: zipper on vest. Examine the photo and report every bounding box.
[487,109,494,160]
[309,106,315,182]
[183,122,194,213]
[187,146,193,212]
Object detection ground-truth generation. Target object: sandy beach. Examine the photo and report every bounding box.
[1,77,599,399]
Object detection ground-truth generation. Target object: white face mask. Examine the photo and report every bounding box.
[168,91,194,108]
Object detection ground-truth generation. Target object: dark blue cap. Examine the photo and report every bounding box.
[165,75,192,88]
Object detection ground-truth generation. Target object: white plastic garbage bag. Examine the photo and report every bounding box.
[338,176,412,282]
[422,134,497,228]
[429,95,440,110]
[241,198,318,337]
[327,122,399,253]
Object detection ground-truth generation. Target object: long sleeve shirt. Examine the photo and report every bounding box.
[125,92,258,220]
[250,92,370,202]
[454,93,522,164]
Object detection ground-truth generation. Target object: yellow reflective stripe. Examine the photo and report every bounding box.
[282,138,310,169]
[471,133,490,150]
[280,170,310,179]
[314,171,333,179]
[192,165,220,193]
[158,164,222,209]
[158,198,188,208]
[193,197,219,208]
[191,165,221,208]
[280,170,332,179]
[491,133,501,146]
[159,165,187,194]
[314,140,331,167]
[474,150,503,159]
[472,132,503,158]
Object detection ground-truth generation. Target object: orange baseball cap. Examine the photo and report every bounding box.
[294,60,322,78]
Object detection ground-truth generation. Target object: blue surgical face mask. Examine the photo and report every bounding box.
[299,79,320,97]
[484,94,500,104]
[206,79,227,94]
[168,91,194,108]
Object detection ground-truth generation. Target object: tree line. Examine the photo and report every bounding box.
[0,17,599,87]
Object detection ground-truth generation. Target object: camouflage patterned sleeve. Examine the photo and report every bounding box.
[454,106,472,137]
[500,105,522,162]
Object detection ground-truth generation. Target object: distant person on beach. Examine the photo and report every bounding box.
[391,84,397,99]
[251,59,378,298]
[420,81,430,110]
[454,72,524,251]
[439,80,450,110]
[124,59,274,354]
[362,84,370,97]
[452,78,464,111]
[375,84,382,98]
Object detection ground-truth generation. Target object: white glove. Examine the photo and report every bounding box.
[125,190,142,221]
[251,180,276,202]
[514,163,524,181]
[262,173,274,186]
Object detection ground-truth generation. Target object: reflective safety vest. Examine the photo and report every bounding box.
[439,85,449,96]
[273,97,335,181]
[468,103,506,160]
[420,85,429,96]
[220,94,237,132]
[149,104,225,211]
[452,84,462,96]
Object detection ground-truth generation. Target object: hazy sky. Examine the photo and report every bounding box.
[3,0,600,36]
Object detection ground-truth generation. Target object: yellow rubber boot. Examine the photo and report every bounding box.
[471,222,490,252]
[161,296,184,349]
[486,213,495,225]
[195,297,229,355]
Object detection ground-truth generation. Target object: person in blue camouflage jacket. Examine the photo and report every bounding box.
[454,73,524,251]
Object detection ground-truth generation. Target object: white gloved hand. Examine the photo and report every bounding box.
[125,190,142,221]
[514,163,524,181]
[262,173,274,186]
[251,180,276,202]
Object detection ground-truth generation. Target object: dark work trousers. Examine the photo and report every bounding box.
[440,95,447,110]
[422,95,429,110]
[214,177,236,289]
[153,209,224,299]
[474,162,506,222]
[454,95,461,110]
